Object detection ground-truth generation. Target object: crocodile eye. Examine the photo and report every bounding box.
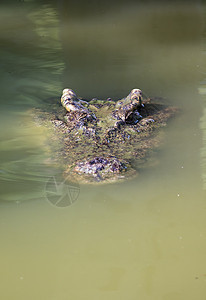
[62,88,70,95]
[62,89,77,98]
[131,88,142,96]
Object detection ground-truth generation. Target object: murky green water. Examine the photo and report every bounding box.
[1,1,206,299]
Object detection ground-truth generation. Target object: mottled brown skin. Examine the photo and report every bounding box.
[32,89,177,184]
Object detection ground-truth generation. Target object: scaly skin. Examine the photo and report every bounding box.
[32,89,177,184]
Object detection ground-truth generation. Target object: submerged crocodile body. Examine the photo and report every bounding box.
[33,88,177,184]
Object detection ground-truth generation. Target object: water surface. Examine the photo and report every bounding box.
[0,1,206,299]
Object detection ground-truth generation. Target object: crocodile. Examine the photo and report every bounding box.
[32,88,177,184]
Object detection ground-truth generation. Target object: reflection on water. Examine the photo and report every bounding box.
[0,2,64,109]
[199,5,206,191]
[0,1,206,299]
[0,2,64,200]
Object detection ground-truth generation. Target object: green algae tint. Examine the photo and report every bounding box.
[33,89,177,184]
[0,1,206,300]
